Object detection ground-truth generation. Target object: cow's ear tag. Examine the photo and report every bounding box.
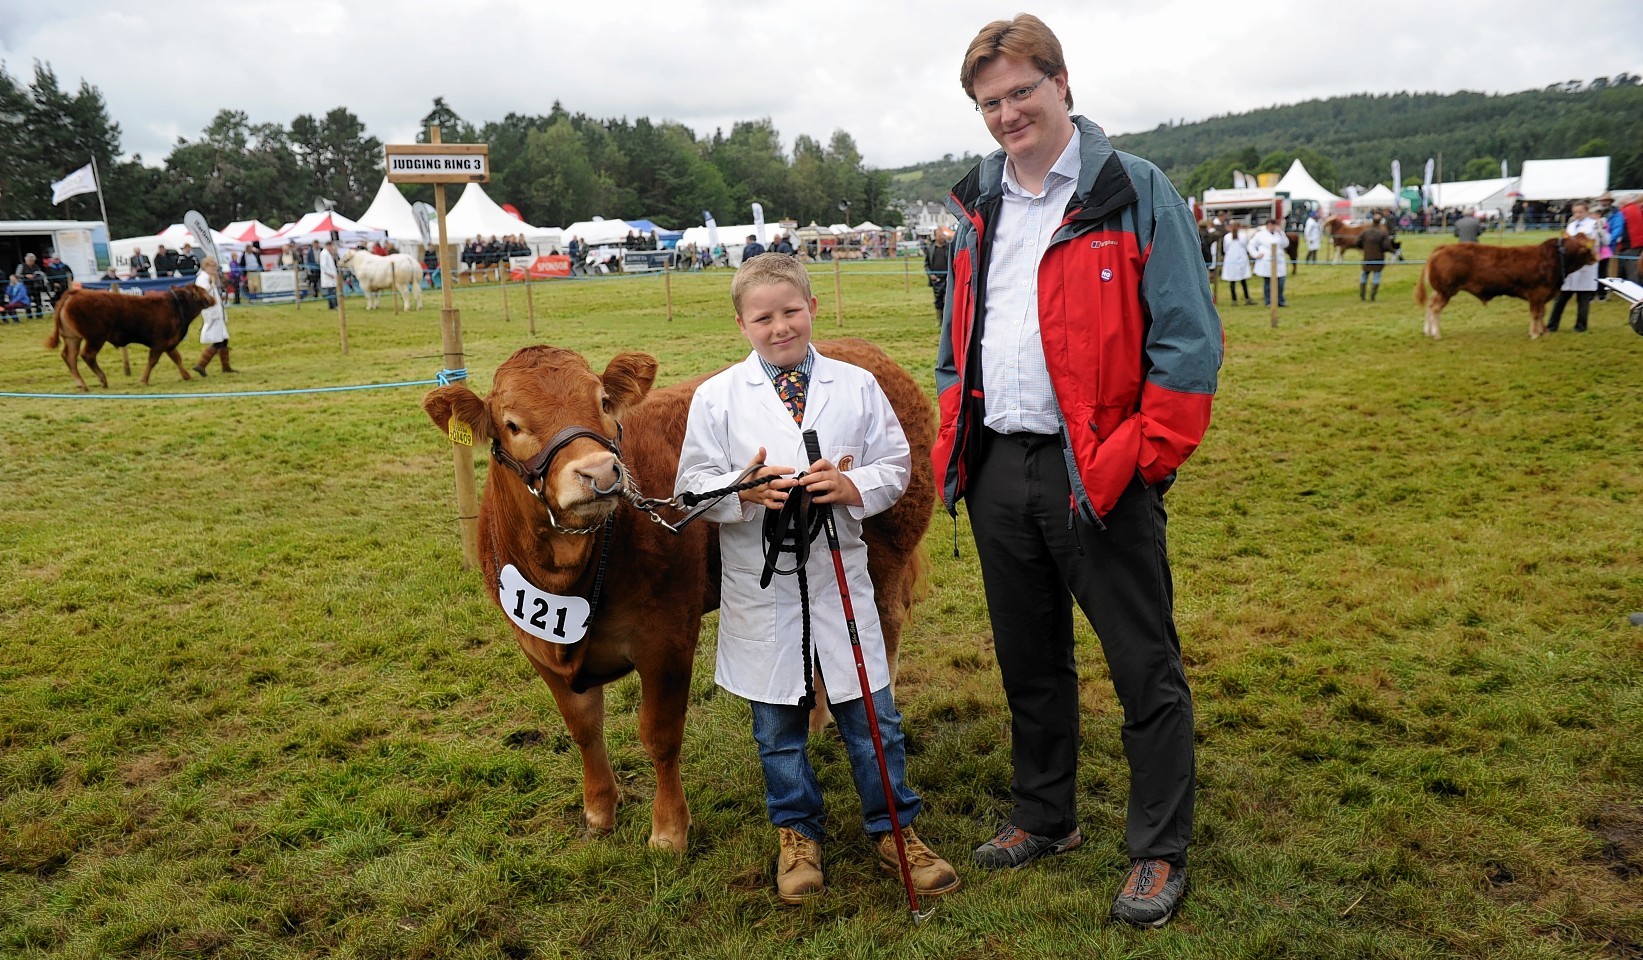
[447,415,474,446]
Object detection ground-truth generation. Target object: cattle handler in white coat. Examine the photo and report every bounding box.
[190,257,235,375]
[675,253,960,906]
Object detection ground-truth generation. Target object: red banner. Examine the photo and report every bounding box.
[512,255,572,280]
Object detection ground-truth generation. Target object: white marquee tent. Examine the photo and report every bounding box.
[563,218,637,247]
[218,220,279,249]
[109,222,230,270]
[265,211,386,248]
[1274,159,1344,208]
[356,177,428,245]
[1518,157,1609,201]
[1430,177,1519,215]
[1349,183,1407,210]
[445,182,547,246]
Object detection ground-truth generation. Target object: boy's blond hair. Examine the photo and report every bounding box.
[731,253,812,315]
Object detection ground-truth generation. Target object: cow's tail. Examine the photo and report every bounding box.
[1414,260,1429,305]
[43,290,71,349]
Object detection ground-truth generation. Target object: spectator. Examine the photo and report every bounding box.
[305,242,322,299]
[129,246,152,279]
[1453,209,1484,243]
[923,227,951,321]
[3,269,29,321]
[422,243,441,288]
[1598,197,1623,300]
[741,234,766,263]
[1220,222,1253,305]
[1358,220,1394,301]
[1618,195,1643,285]
[774,234,795,255]
[227,255,244,304]
[175,244,200,276]
[19,253,46,319]
[240,242,264,299]
[42,254,74,303]
[1303,211,1322,264]
[153,245,176,278]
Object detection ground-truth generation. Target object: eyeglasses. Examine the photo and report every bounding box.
[975,73,1054,114]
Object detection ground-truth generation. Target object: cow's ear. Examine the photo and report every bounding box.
[422,385,492,443]
[602,352,658,414]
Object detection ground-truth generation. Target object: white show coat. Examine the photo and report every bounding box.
[1303,217,1322,251]
[1220,232,1252,282]
[1562,216,1602,292]
[319,248,338,289]
[1248,227,1289,278]
[195,271,228,343]
[675,348,911,706]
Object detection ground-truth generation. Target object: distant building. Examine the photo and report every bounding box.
[898,201,957,238]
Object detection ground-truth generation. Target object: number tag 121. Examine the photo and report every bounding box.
[498,564,591,645]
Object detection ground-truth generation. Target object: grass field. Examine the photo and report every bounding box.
[2,237,1640,959]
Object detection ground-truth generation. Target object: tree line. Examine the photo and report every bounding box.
[0,65,901,239]
[887,78,1643,206]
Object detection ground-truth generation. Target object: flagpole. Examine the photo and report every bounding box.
[90,156,110,228]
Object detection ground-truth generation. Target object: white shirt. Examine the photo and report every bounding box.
[981,130,1081,435]
[1562,217,1601,291]
[674,348,910,705]
[319,248,338,288]
[1304,218,1322,249]
[1248,228,1289,278]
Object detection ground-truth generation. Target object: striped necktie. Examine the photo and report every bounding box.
[773,369,807,425]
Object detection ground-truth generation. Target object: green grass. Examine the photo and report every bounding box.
[2,241,1640,959]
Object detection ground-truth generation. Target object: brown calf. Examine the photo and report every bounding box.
[1416,235,1596,339]
[45,285,216,391]
[421,338,932,850]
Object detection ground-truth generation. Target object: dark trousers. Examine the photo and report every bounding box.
[1547,290,1592,331]
[967,429,1194,867]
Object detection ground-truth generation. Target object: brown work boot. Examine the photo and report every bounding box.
[218,346,236,373]
[1110,858,1188,928]
[876,825,961,898]
[775,827,823,904]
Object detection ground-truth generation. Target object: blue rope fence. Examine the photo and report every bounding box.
[0,367,467,401]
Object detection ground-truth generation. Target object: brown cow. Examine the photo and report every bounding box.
[421,337,933,850]
[45,284,217,391]
[1415,234,1597,339]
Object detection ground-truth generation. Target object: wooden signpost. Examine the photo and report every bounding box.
[387,129,489,568]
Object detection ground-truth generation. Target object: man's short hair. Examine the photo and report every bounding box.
[731,253,812,315]
[960,14,1073,110]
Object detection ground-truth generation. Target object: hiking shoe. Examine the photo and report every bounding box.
[775,827,823,904]
[191,365,207,377]
[876,825,961,898]
[972,822,1082,870]
[1110,858,1187,928]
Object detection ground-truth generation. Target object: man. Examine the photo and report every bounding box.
[923,227,951,321]
[1618,195,1643,284]
[1303,211,1322,264]
[42,254,74,303]
[129,246,152,279]
[153,244,176,278]
[19,253,46,318]
[935,14,1221,929]
[175,243,200,276]
[1453,209,1484,243]
[240,242,264,299]
[741,233,766,263]
[1247,218,1289,306]
[774,233,795,256]
[319,240,339,309]
[1358,220,1393,301]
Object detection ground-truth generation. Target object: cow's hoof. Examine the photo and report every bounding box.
[581,813,616,837]
[647,832,688,853]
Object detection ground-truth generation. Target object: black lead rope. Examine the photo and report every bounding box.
[758,477,825,711]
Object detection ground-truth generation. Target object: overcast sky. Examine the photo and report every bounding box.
[1,0,1637,172]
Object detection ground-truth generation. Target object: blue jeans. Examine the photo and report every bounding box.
[1262,276,1287,305]
[749,686,922,842]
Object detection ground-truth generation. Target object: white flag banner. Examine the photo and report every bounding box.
[1391,160,1402,193]
[51,163,97,205]
[1501,159,1509,178]
[751,202,766,243]
[703,210,721,252]
[1423,158,1435,203]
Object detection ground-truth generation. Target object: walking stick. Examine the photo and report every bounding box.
[802,430,931,923]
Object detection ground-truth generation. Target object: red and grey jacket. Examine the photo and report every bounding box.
[933,117,1222,523]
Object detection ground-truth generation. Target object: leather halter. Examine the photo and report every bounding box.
[490,422,625,518]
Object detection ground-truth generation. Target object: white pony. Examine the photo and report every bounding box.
[340,249,423,311]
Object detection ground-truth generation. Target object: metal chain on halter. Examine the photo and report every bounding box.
[615,461,785,534]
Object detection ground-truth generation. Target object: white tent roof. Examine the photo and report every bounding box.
[1430,177,1519,212]
[853,221,883,232]
[1519,157,1609,201]
[674,222,782,251]
[356,177,428,244]
[219,220,279,244]
[1350,184,1405,209]
[443,182,536,243]
[266,211,386,247]
[563,218,636,247]
[1274,159,1344,206]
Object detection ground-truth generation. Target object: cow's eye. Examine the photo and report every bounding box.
[505,421,521,434]
[600,396,614,415]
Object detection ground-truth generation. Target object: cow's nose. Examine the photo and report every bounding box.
[575,453,622,495]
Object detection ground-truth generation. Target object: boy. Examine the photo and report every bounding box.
[675,254,959,905]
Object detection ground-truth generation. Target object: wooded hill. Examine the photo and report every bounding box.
[887,78,1643,205]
